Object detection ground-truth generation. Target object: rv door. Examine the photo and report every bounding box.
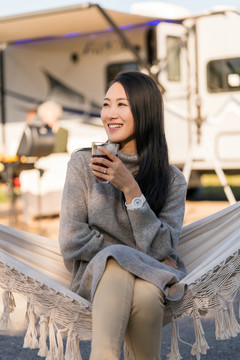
[155,22,191,169]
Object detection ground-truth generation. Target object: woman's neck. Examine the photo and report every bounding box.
[120,139,137,154]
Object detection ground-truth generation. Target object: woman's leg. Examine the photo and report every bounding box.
[124,278,165,360]
[90,258,135,360]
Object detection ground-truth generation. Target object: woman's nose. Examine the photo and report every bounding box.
[106,106,118,119]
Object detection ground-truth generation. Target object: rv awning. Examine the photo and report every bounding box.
[0,3,166,44]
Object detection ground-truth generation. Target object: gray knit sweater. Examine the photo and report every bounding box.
[59,148,188,303]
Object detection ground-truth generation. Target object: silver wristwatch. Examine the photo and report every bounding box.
[125,194,146,210]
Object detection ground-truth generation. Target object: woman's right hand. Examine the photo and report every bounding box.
[89,146,142,202]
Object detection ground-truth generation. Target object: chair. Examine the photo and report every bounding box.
[20,153,70,223]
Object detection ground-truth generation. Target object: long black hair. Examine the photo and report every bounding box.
[108,71,170,215]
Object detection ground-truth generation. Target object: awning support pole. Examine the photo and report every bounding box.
[95,4,165,92]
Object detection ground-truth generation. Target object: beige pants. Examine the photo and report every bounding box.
[90,258,165,360]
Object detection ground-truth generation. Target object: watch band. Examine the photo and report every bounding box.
[125,194,146,210]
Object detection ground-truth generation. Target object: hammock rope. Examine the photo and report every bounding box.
[0,201,240,359]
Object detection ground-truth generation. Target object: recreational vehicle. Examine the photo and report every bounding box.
[0,2,240,201]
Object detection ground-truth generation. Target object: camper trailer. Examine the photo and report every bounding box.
[0,2,240,196]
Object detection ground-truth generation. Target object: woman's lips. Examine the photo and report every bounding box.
[108,123,123,130]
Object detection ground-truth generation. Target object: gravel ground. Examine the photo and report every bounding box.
[0,197,239,359]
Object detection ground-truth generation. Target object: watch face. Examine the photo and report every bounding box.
[133,198,143,208]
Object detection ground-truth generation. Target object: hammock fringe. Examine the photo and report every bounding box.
[0,290,15,330]
[0,202,240,360]
[45,318,58,360]
[215,299,240,340]
[167,317,182,360]
[56,328,65,360]
[0,257,239,360]
[228,300,240,336]
[23,302,39,349]
[38,315,49,357]
[191,309,209,360]
[65,329,82,360]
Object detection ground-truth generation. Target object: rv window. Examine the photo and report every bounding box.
[166,36,181,81]
[106,62,139,85]
[207,58,240,92]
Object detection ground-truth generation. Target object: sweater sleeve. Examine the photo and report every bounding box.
[59,154,106,268]
[126,167,187,261]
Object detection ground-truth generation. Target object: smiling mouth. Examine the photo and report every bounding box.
[108,124,123,129]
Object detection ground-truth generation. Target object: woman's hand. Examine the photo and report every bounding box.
[161,256,178,269]
[89,146,142,202]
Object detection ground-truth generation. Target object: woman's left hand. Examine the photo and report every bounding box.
[161,256,178,269]
[89,146,141,199]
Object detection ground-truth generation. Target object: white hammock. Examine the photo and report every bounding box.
[0,201,240,360]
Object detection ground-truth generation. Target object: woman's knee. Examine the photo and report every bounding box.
[105,257,119,269]
[132,279,165,317]
[99,257,134,292]
[104,257,127,278]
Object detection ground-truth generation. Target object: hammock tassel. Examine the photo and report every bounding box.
[46,318,58,360]
[56,329,65,360]
[38,315,49,357]
[215,304,232,340]
[228,300,240,337]
[23,303,39,349]
[0,290,16,330]
[191,312,209,360]
[167,317,182,360]
[65,328,82,360]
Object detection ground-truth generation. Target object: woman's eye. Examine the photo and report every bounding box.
[102,103,109,107]
[118,102,126,106]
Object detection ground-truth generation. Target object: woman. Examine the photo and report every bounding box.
[59,71,187,360]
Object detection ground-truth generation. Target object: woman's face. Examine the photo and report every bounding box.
[101,82,136,153]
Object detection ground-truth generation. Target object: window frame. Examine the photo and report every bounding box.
[207,57,240,93]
